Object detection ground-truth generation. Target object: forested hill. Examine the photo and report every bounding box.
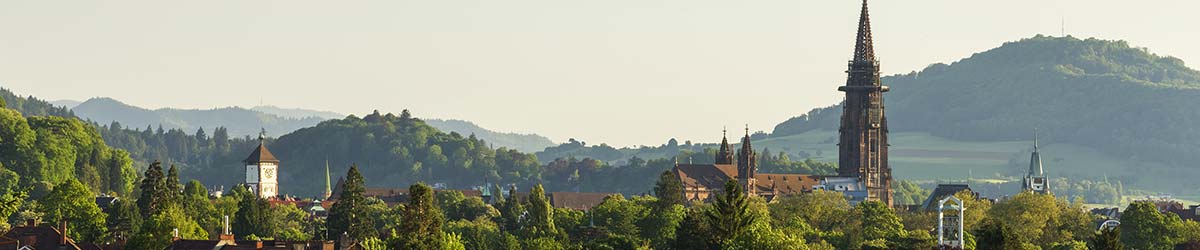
[774,35,1200,167]
[0,88,74,118]
[72,97,326,138]
[67,97,556,153]
[269,110,542,196]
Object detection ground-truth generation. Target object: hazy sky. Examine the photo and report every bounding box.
[1,0,1196,147]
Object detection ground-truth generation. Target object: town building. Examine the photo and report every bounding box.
[673,0,895,206]
[0,220,112,250]
[244,130,280,198]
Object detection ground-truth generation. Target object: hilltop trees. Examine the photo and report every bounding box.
[0,107,135,196]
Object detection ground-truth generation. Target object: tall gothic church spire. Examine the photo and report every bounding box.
[837,0,893,207]
[853,0,875,63]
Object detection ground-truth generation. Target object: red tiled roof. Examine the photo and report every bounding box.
[673,164,737,189]
[1,224,82,250]
[755,174,821,194]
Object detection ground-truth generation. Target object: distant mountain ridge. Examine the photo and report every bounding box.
[423,119,555,152]
[251,105,343,120]
[65,97,556,152]
[72,97,325,137]
[771,35,1200,193]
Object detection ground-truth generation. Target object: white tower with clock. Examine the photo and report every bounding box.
[244,129,280,198]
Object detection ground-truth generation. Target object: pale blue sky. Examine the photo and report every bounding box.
[1,0,1196,146]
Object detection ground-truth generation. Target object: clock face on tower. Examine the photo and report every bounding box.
[264,168,275,179]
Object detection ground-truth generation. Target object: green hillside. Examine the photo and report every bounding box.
[772,35,1200,196]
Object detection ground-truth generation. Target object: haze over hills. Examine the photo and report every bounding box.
[71,97,326,138]
[770,35,1200,195]
[56,96,556,152]
[7,35,1200,198]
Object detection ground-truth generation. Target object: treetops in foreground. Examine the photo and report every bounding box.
[8,156,1200,249]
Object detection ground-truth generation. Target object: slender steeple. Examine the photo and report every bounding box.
[837,0,892,207]
[852,0,875,63]
[736,125,758,196]
[737,125,756,178]
[1029,130,1044,176]
[1024,129,1050,194]
[715,127,735,164]
[323,158,332,200]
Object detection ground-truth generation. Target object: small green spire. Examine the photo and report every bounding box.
[324,159,332,198]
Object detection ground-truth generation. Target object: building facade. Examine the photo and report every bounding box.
[244,130,280,198]
[837,0,893,207]
[672,0,894,206]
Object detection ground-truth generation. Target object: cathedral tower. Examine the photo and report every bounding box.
[837,0,893,207]
[244,129,280,198]
[715,128,735,165]
[736,127,757,195]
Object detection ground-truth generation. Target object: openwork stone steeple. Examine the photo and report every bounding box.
[837,0,893,207]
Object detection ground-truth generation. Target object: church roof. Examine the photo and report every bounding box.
[755,174,821,194]
[673,164,737,189]
[243,142,279,164]
[674,163,820,197]
[921,184,973,211]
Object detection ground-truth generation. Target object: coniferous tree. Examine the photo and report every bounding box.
[497,185,524,232]
[326,164,375,240]
[103,198,140,243]
[392,183,445,249]
[652,170,684,208]
[233,193,275,239]
[164,164,182,205]
[491,184,505,205]
[704,180,754,244]
[522,184,556,239]
[137,161,166,218]
[1090,228,1123,250]
[673,206,715,250]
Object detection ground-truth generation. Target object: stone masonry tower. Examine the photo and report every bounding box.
[837,0,893,207]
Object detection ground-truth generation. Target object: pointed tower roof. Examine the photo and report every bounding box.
[324,159,332,197]
[715,127,735,164]
[740,125,753,153]
[852,0,876,62]
[1029,129,1044,176]
[718,127,731,153]
[243,129,279,164]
